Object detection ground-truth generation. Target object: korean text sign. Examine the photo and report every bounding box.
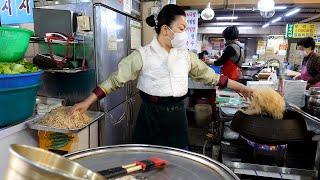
[185,10,198,51]
[0,0,34,24]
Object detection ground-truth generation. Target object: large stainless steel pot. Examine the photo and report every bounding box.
[4,144,104,180]
[65,144,240,180]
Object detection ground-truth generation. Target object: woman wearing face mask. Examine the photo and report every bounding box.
[294,37,320,89]
[71,4,252,149]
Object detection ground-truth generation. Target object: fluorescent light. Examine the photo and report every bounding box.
[205,27,227,30]
[239,26,253,30]
[274,6,287,10]
[262,23,270,28]
[271,17,282,23]
[216,16,238,20]
[215,22,242,26]
[285,8,301,17]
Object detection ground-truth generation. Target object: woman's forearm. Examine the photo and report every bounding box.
[84,93,98,105]
[227,79,246,91]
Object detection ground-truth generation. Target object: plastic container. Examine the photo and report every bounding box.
[38,131,78,154]
[0,27,34,62]
[210,65,221,74]
[0,83,40,127]
[0,71,43,89]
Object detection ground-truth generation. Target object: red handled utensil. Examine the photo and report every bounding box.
[98,157,168,179]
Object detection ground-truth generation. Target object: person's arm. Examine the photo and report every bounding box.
[214,46,236,66]
[189,53,252,97]
[307,56,320,85]
[71,51,143,114]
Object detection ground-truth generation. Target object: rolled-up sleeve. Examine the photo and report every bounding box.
[189,52,228,88]
[93,50,143,99]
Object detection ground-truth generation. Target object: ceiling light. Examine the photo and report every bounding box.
[262,23,270,28]
[201,3,215,20]
[260,9,275,18]
[271,17,282,23]
[238,26,253,30]
[285,8,301,17]
[214,22,241,26]
[274,6,287,10]
[205,27,227,30]
[257,0,275,12]
[216,16,238,20]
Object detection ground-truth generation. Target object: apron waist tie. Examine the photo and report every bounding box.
[139,91,186,104]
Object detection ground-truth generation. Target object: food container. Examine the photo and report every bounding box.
[4,144,104,180]
[0,83,40,127]
[247,81,275,89]
[284,80,307,108]
[27,110,104,134]
[65,144,239,180]
[0,71,43,89]
[0,27,34,62]
[38,131,79,153]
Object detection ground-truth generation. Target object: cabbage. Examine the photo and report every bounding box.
[0,60,40,74]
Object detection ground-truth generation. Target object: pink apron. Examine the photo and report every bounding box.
[300,53,320,89]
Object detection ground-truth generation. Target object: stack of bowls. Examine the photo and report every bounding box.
[0,27,42,127]
[307,87,320,117]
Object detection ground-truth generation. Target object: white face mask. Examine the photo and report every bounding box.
[168,27,188,49]
[299,50,308,57]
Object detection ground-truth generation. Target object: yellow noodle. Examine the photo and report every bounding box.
[241,87,285,119]
[39,107,91,129]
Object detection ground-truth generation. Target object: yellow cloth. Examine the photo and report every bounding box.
[98,50,221,95]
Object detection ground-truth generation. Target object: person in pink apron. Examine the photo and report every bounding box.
[294,37,320,89]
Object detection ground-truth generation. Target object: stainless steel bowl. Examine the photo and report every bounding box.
[4,144,104,180]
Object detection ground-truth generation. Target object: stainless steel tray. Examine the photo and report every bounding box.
[27,111,104,133]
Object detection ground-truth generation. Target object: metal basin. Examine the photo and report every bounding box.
[4,144,104,180]
[65,144,240,180]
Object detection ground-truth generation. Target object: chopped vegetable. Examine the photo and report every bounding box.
[0,60,40,74]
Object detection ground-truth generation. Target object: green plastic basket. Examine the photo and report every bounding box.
[0,27,34,62]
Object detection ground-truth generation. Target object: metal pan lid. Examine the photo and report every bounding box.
[65,144,239,180]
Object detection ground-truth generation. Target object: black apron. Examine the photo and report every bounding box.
[133,93,189,149]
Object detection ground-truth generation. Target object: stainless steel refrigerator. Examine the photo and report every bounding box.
[33,0,142,146]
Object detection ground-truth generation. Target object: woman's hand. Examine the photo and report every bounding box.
[293,74,301,80]
[227,79,253,99]
[237,86,253,99]
[70,93,98,114]
[70,101,91,114]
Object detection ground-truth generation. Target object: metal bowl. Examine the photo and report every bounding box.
[4,144,104,180]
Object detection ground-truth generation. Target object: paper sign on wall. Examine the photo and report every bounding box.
[108,35,118,51]
[256,40,266,55]
[130,20,141,50]
[185,10,198,51]
[286,23,318,39]
[123,0,132,14]
[0,0,34,24]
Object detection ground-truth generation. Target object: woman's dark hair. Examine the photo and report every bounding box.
[297,37,315,50]
[146,4,186,34]
[222,26,239,41]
